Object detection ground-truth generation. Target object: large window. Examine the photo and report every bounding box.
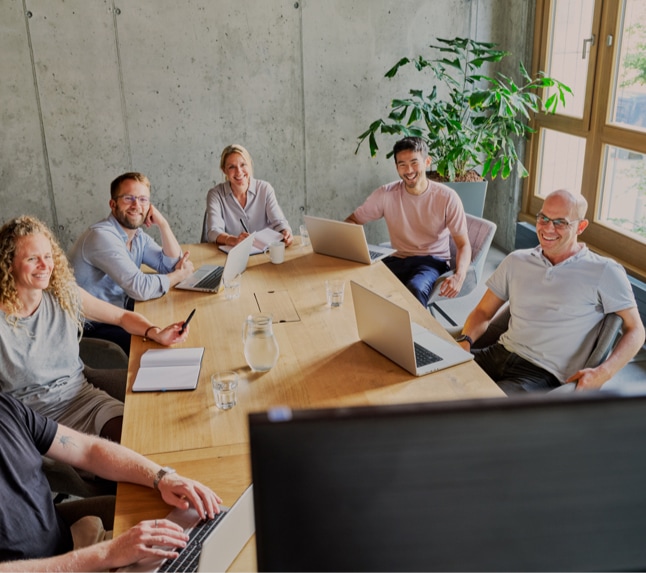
[524,0,646,279]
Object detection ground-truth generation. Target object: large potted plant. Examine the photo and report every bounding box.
[356,37,571,216]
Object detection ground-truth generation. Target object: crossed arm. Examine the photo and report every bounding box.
[0,426,222,572]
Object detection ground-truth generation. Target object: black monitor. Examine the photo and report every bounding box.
[249,393,646,572]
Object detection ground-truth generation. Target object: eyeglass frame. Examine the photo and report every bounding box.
[535,212,581,230]
[116,194,150,205]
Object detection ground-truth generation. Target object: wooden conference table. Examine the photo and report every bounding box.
[114,239,503,570]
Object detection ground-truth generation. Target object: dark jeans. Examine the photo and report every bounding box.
[473,343,561,395]
[83,322,131,356]
[82,297,134,356]
[383,255,449,307]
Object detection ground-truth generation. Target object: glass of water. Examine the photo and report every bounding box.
[211,371,239,410]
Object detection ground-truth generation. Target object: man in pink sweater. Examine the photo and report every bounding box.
[347,137,471,307]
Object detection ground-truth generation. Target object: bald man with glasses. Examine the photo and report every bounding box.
[457,189,644,394]
[70,172,194,354]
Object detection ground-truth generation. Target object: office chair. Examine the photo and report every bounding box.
[44,338,127,500]
[79,336,129,370]
[428,214,497,326]
[201,211,209,243]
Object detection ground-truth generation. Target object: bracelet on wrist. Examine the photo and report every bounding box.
[143,326,159,341]
[456,334,473,348]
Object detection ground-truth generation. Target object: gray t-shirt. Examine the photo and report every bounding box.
[487,245,636,382]
[0,291,122,433]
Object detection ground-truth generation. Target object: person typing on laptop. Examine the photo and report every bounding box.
[69,172,195,354]
[0,393,222,571]
[346,137,471,307]
[204,144,293,248]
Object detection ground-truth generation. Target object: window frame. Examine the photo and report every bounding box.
[522,0,646,281]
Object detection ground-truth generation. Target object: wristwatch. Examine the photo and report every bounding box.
[456,334,473,348]
[153,466,176,490]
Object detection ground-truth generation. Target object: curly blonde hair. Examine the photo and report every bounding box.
[0,216,81,326]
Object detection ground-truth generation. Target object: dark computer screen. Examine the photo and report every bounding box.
[249,393,646,572]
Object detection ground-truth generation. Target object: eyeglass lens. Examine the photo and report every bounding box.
[118,195,149,204]
[536,213,570,229]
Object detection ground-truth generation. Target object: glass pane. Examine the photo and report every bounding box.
[535,129,586,198]
[598,145,646,243]
[610,0,646,132]
[546,0,595,119]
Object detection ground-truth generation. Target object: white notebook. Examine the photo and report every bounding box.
[132,347,205,392]
[219,227,283,254]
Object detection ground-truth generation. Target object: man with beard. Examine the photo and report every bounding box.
[70,172,194,354]
[346,137,470,307]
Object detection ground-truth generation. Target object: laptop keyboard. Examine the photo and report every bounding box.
[157,511,228,573]
[414,342,442,367]
[368,250,383,260]
[194,266,223,290]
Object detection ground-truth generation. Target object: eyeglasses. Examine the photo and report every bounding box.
[536,212,579,229]
[117,195,150,205]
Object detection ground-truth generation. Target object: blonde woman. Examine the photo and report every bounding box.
[204,144,293,247]
[0,216,189,442]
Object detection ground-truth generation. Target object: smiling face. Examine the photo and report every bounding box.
[11,233,54,294]
[223,151,251,195]
[394,149,431,194]
[536,191,588,264]
[109,179,151,230]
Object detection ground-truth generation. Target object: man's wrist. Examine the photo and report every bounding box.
[456,334,473,349]
[153,466,176,489]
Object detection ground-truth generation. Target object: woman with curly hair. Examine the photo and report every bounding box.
[0,216,190,442]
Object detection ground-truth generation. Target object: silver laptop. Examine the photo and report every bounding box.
[350,281,473,376]
[175,233,255,293]
[304,215,396,264]
[119,484,255,573]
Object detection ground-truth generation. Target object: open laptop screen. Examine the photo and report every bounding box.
[249,393,646,572]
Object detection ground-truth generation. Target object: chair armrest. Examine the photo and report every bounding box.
[583,313,624,369]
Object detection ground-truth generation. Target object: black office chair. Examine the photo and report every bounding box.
[44,338,127,500]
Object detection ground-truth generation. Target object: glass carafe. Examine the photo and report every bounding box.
[242,314,279,372]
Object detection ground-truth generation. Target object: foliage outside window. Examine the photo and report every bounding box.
[525,0,646,279]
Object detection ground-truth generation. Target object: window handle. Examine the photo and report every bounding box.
[582,35,595,59]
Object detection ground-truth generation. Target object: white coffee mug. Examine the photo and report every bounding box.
[268,241,285,264]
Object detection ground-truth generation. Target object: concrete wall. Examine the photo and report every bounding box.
[1,0,534,251]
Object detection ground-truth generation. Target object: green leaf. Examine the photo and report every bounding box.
[385,57,411,78]
[408,107,422,124]
[368,132,379,157]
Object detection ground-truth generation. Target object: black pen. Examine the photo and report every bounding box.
[179,308,196,334]
[240,218,249,233]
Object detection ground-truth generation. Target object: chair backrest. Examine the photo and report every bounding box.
[200,211,209,243]
[448,214,497,282]
[79,337,128,370]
